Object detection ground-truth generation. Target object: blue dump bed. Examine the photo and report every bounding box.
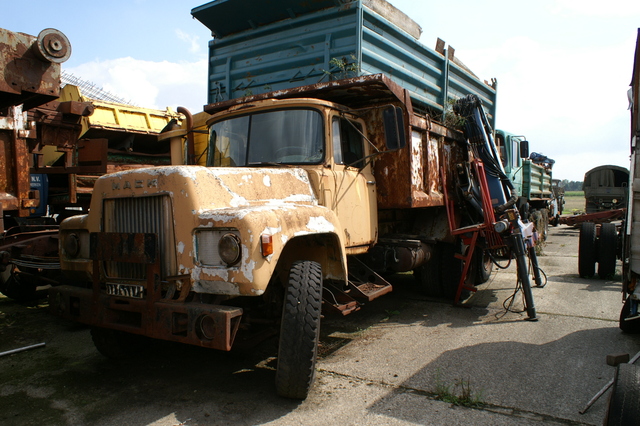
[192,0,497,126]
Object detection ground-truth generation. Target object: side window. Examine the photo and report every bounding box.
[495,134,506,167]
[332,116,364,168]
[512,139,520,169]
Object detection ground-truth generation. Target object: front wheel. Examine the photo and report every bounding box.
[276,260,323,399]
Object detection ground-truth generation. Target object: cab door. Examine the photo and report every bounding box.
[329,115,377,248]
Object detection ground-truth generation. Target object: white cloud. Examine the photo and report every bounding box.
[458,33,635,182]
[65,57,208,112]
[176,29,202,55]
[552,150,631,181]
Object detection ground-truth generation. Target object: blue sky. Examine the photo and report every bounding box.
[4,0,640,181]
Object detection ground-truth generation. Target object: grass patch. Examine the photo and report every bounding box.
[563,191,585,214]
[434,370,484,408]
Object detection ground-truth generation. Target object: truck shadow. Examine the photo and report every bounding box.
[547,273,623,293]
[365,327,640,425]
[0,275,503,426]
[0,272,542,426]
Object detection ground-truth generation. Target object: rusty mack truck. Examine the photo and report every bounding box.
[50,0,511,399]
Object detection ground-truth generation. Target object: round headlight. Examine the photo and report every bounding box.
[218,233,241,266]
[493,220,510,234]
[64,233,80,258]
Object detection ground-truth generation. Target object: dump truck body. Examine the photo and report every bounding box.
[192,0,497,128]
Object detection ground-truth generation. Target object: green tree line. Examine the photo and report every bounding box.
[559,180,583,191]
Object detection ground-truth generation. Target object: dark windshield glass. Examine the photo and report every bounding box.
[208,109,324,166]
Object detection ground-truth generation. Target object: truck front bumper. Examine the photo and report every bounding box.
[49,285,242,351]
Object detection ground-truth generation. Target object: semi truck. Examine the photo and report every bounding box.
[0,27,180,301]
[50,0,538,399]
[494,130,555,237]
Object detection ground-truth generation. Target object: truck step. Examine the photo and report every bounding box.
[322,285,361,316]
[348,281,393,302]
[346,257,393,302]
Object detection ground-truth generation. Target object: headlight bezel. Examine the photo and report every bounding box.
[195,228,242,267]
[61,230,89,259]
[63,233,80,258]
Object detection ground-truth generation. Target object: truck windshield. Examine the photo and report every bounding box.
[208,109,324,166]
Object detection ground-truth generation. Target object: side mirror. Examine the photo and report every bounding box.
[383,106,406,151]
[519,140,529,159]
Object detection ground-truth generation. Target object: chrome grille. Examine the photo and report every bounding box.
[103,195,176,279]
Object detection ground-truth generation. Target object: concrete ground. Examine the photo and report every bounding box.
[0,224,638,425]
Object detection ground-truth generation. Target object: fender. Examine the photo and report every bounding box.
[193,203,347,296]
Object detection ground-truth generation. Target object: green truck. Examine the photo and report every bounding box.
[495,129,556,238]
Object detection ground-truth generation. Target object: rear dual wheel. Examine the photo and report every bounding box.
[598,223,617,278]
[578,222,597,278]
[578,222,618,279]
[414,239,474,301]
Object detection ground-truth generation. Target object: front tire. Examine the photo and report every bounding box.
[275,260,322,399]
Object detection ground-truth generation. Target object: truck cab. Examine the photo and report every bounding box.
[495,129,554,233]
[205,98,379,249]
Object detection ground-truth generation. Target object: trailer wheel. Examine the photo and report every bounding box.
[619,297,640,334]
[579,222,597,278]
[605,363,640,425]
[90,327,145,359]
[0,268,38,302]
[598,223,618,278]
[276,260,322,399]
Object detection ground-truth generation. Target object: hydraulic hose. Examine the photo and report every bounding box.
[454,95,517,213]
